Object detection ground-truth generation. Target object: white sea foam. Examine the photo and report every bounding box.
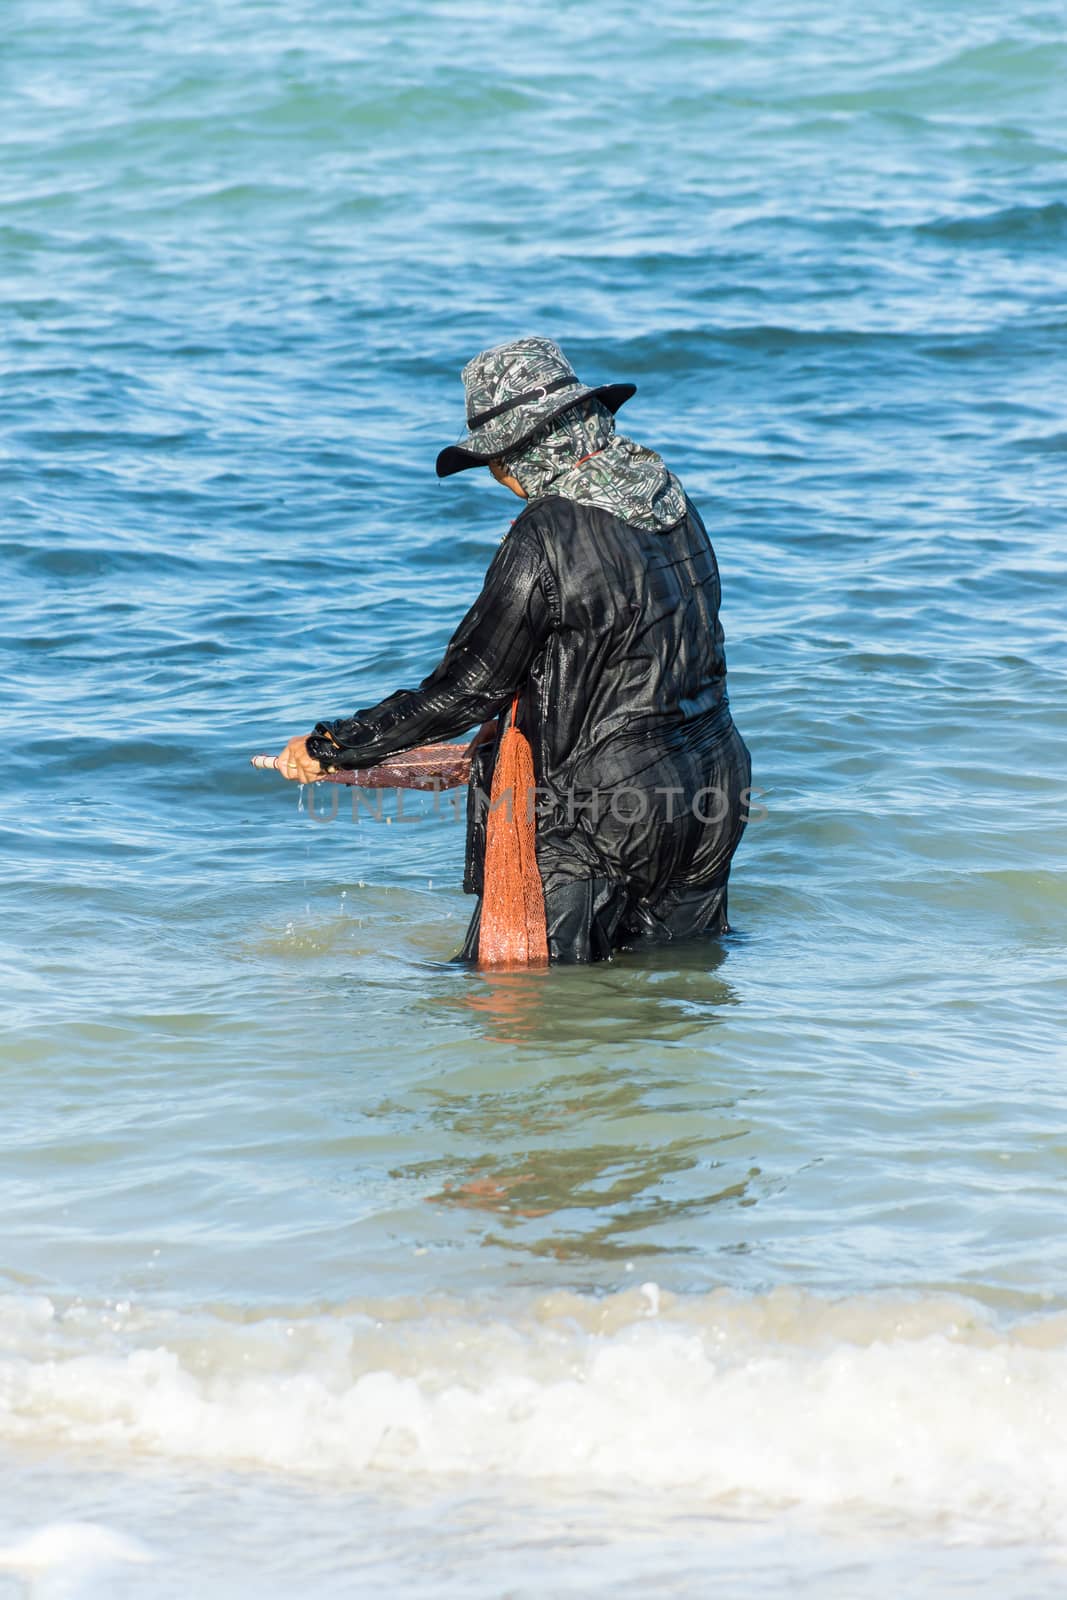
[1,1287,1065,1542]
[0,1521,152,1573]
[0,1520,153,1600]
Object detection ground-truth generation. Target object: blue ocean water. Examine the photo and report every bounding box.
[2,1,1066,1594]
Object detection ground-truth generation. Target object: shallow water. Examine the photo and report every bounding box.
[2,0,1066,1593]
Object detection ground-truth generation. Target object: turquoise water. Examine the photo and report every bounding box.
[2,0,1066,1593]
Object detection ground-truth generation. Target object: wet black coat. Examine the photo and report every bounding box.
[306,495,752,962]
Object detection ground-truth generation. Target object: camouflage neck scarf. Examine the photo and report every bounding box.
[506,400,688,534]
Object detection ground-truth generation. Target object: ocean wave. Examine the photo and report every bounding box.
[2,1286,1065,1539]
[917,200,1067,244]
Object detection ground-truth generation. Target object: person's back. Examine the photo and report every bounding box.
[517,492,728,764]
[478,492,749,956]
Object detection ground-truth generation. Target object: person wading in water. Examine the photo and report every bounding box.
[274,337,752,963]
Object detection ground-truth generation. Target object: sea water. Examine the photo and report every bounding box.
[2,0,1066,1593]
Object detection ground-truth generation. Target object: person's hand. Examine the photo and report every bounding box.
[274,735,324,783]
[467,718,498,752]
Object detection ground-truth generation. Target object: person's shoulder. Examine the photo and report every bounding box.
[512,493,575,527]
[684,493,707,530]
[503,494,578,556]
[485,500,555,578]
[517,495,628,541]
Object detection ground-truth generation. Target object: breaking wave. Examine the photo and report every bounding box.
[2,1285,1066,1540]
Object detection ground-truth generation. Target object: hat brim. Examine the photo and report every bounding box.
[435,382,637,479]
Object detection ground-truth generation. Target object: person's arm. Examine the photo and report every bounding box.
[305,515,554,770]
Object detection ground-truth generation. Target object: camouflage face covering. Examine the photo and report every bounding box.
[503,399,688,534]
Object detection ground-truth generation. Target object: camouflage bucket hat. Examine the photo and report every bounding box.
[435,336,636,479]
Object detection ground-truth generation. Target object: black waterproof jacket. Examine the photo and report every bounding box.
[306,495,751,962]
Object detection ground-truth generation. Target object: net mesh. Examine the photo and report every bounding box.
[330,745,471,789]
[478,697,549,968]
[251,746,470,789]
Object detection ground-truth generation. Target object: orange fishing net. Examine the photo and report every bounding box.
[478,695,548,967]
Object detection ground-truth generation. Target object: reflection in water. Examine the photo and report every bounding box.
[371,940,759,1265]
[434,1139,757,1261]
[429,935,741,1049]
[390,1054,760,1262]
